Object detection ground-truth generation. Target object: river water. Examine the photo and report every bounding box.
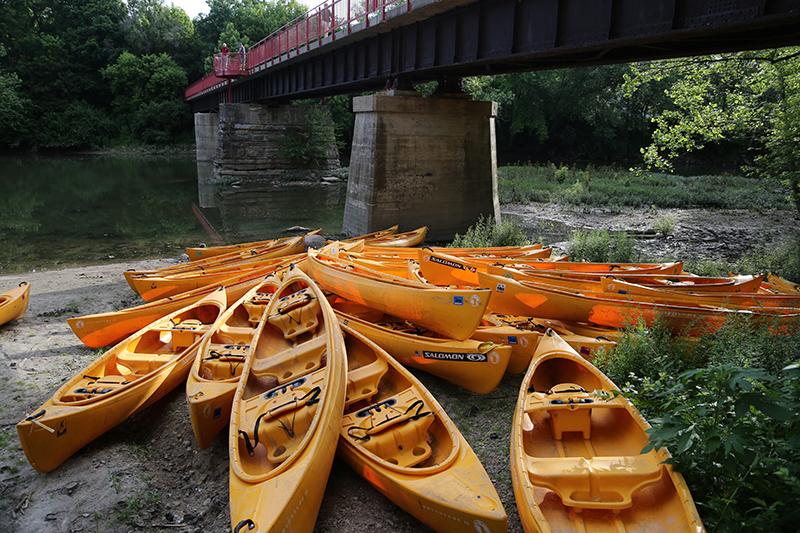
[0,154,347,275]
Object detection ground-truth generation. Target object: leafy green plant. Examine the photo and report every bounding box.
[568,228,638,263]
[636,363,800,532]
[449,215,530,248]
[653,215,675,236]
[594,316,800,532]
[279,105,341,166]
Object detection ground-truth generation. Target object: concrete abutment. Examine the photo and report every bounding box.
[343,90,500,242]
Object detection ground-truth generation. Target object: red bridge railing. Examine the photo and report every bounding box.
[185,0,411,101]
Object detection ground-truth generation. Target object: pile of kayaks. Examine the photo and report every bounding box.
[16,224,800,532]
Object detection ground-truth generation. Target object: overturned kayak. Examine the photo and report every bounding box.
[478,270,800,336]
[228,267,346,533]
[511,329,705,532]
[17,289,227,473]
[338,324,508,532]
[186,275,282,449]
[0,281,30,326]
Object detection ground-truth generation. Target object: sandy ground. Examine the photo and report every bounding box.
[0,204,797,533]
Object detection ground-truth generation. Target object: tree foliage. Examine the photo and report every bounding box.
[463,65,669,162]
[625,48,800,212]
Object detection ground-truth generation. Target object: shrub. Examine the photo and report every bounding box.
[568,228,638,263]
[449,215,530,248]
[597,318,800,532]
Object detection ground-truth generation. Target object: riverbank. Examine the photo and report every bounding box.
[1,203,798,532]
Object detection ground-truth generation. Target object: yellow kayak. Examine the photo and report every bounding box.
[228,266,346,532]
[186,229,320,260]
[473,314,617,375]
[331,295,511,394]
[69,266,293,348]
[17,288,227,473]
[338,324,508,532]
[511,329,705,532]
[361,225,428,247]
[186,275,283,449]
[307,247,490,341]
[0,281,30,326]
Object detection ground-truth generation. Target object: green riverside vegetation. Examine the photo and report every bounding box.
[457,168,800,531]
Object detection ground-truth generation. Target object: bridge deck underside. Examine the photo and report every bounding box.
[189,0,800,111]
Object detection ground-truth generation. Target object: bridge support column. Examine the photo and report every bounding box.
[194,112,219,161]
[214,103,340,182]
[343,90,499,242]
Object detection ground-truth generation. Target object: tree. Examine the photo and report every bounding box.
[103,51,190,143]
[625,47,800,213]
[0,46,30,145]
[463,65,665,162]
[1,0,127,147]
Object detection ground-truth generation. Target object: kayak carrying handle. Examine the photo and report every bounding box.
[234,519,255,532]
[25,410,55,433]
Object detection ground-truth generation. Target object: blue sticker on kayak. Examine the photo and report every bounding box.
[453,296,464,306]
[507,336,518,345]
[213,407,221,420]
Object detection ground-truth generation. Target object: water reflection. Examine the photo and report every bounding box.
[0,154,346,274]
[194,161,346,245]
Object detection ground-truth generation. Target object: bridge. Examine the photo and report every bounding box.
[187,0,800,240]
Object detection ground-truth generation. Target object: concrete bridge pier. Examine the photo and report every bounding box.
[193,103,340,179]
[194,112,219,162]
[343,90,500,242]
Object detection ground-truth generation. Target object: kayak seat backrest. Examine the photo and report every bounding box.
[345,355,389,405]
[524,454,664,510]
[345,389,434,468]
[63,374,132,402]
[250,335,327,382]
[267,289,320,339]
[524,385,627,439]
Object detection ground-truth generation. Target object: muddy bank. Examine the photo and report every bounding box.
[502,202,799,263]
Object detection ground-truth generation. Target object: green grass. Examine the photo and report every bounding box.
[498,163,792,210]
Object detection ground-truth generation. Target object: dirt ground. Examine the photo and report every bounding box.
[0,203,797,533]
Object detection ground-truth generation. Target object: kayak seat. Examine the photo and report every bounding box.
[267,289,320,339]
[149,318,207,350]
[524,384,627,439]
[200,344,249,380]
[242,293,273,324]
[251,335,326,381]
[63,374,131,402]
[345,354,389,405]
[215,324,257,344]
[241,374,323,463]
[344,389,434,468]
[524,454,665,510]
